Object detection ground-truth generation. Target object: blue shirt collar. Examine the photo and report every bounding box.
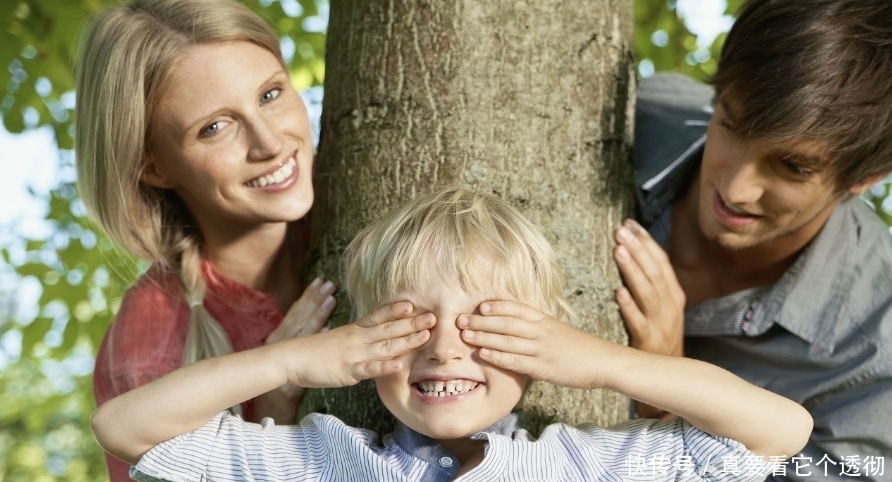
[750,200,857,352]
[390,413,521,479]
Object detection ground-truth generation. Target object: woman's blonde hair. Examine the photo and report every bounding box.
[344,187,574,322]
[75,0,287,394]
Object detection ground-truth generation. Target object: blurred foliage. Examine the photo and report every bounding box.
[635,0,745,81]
[1,1,888,481]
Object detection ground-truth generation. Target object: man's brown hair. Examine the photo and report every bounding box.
[709,0,892,188]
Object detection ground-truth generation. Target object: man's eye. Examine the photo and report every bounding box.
[780,158,812,177]
[261,88,282,104]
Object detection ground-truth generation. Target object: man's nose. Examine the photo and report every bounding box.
[720,150,766,205]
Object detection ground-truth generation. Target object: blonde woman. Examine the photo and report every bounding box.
[75,0,334,480]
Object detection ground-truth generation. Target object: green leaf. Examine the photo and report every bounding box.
[53,316,79,358]
[3,108,25,133]
[21,317,53,355]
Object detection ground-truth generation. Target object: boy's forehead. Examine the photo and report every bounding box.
[396,255,506,297]
[392,282,507,313]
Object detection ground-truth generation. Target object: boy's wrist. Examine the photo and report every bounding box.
[268,336,308,390]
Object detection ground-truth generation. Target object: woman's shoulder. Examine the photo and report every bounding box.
[94,265,191,402]
[113,264,185,314]
[101,267,189,360]
[111,264,189,339]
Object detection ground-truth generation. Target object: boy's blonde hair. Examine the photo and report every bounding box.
[75,0,286,388]
[344,187,573,322]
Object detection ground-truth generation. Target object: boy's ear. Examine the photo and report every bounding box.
[140,154,176,189]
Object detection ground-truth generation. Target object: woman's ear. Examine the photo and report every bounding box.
[140,153,176,189]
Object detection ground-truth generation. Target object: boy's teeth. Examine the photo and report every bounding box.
[247,158,295,188]
[417,379,479,397]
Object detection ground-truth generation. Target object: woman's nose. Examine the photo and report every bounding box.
[246,116,284,161]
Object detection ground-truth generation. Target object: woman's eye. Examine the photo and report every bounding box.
[199,120,228,138]
[261,88,282,104]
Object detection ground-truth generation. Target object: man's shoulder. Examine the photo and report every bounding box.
[786,200,892,343]
[844,200,892,316]
[833,200,892,283]
[850,198,892,251]
[635,73,714,225]
[638,72,714,107]
[635,73,713,173]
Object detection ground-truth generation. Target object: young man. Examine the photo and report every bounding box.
[616,1,892,480]
[91,188,811,482]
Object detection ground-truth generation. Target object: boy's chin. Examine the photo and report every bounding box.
[423,427,476,441]
[412,417,494,441]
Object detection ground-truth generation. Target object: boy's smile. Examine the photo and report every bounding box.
[413,379,480,399]
[374,264,527,446]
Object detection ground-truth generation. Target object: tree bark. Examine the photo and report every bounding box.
[302,0,635,436]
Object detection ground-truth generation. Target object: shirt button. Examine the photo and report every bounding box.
[439,456,454,467]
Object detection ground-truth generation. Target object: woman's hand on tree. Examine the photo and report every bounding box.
[267,277,337,344]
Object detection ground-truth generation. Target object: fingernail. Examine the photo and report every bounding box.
[458,316,469,328]
[627,219,645,233]
[310,277,322,288]
[322,296,335,309]
[616,227,632,242]
[615,245,629,262]
[416,330,428,340]
[481,303,491,314]
[423,313,434,325]
[320,281,335,295]
[463,329,475,339]
[480,348,490,357]
[616,288,630,302]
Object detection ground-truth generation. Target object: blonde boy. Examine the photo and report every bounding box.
[92,187,811,481]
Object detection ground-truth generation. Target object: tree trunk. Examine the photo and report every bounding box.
[302,0,635,436]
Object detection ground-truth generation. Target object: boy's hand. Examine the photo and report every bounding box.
[459,301,607,390]
[264,279,337,405]
[613,219,685,357]
[287,302,434,388]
